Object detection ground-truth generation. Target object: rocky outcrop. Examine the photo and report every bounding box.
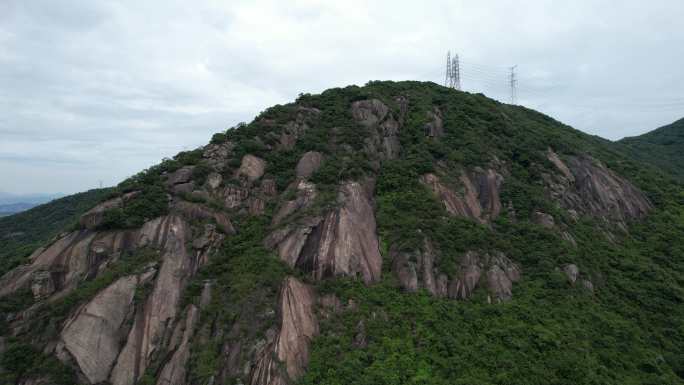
[0,230,136,299]
[424,107,444,137]
[562,264,579,284]
[167,166,195,186]
[420,170,503,224]
[249,277,319,385]
[203,141,235,171]
[156,305,200,385]
[393,246,521,302]
[272,180,317,226]
[171,200,235,234]
[265,181,382,284]
[295,151,324,179]
[237,155,266,182]
[545,150,652,225]
[110,216,198,385]
[59,271,155,384]
[351,99,402,159]
[351,99,389,126]
[277,107,321,151]
[79,191,140,230]
[533,211,556,229]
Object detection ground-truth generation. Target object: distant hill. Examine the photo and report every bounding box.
[0,202,39,217]
[620,117,684,180]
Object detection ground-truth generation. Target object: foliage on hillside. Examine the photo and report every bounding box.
[620,117,684,181]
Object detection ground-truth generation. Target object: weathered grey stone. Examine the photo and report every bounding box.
[351,99,389,126]
[546,149,652,225]
[167,166,195,186]
[295,151,324,179]
[237,155,266,182]
[156,305,199,385]
[61,275,142,384]
[266,181,383,284]
[533,211,556,229]
[562,264,580,284]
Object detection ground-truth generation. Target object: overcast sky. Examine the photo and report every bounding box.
[1,1,683,195]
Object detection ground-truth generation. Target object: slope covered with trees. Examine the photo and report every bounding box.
[620,117,684,181]
[0,82,683,385]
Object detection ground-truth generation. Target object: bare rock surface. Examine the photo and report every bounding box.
[420,170,503,224]
[60,273,152,384]
[533,211,556,229]
[156,305,199,385]
[393,246,520,302]
[249,277,319,385]
[351,99,389,126]
[272,180,317,226]
[266,181,382,284]
[295,151,324,179]
[202,141,235,171]
[278,107,320,151]
[237,155,267,182]
[424,107,444,137]
[110,216,198,385]
[167,166,195,186]
[546,149,652,225]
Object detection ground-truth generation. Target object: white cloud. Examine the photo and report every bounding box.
[1,0,683,194]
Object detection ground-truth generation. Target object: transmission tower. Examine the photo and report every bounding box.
[444,51,461,90]
[509,65,518,105]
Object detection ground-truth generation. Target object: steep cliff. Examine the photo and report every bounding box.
[1,81,683,385]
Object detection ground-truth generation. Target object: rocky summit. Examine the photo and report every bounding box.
[1,81,684,385]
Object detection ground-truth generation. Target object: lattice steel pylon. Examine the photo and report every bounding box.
[445,51,461,90]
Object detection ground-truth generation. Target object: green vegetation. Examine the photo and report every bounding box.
[620,117,684,181]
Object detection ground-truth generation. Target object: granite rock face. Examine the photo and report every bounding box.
[351,99,403,159]
[156,305,200,385]
[545,149,652,226]
[420,170,503,224]
[237,155,267,182]
[60,272,154,384]
[110,216,199,385]
[249,277,319,385]
[265,181,382,284]
[295,151,324,179]
[393,245,521,302]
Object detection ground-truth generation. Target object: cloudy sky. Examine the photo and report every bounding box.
[1,0,683,195]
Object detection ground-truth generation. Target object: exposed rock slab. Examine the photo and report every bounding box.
[237,155,266,182]
[60,273,153,384]
[156,305,199,385]
[265,181,382,284]
[249,277,319,385]
[295,151,324,179]
[420,170,503,224]
[110,216,198,385]
[393,246,521,302]
[545,150,652,225]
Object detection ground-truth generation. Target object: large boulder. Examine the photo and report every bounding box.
[351,99,389,126]
[237,155,266,182]
[295,151,324,179]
